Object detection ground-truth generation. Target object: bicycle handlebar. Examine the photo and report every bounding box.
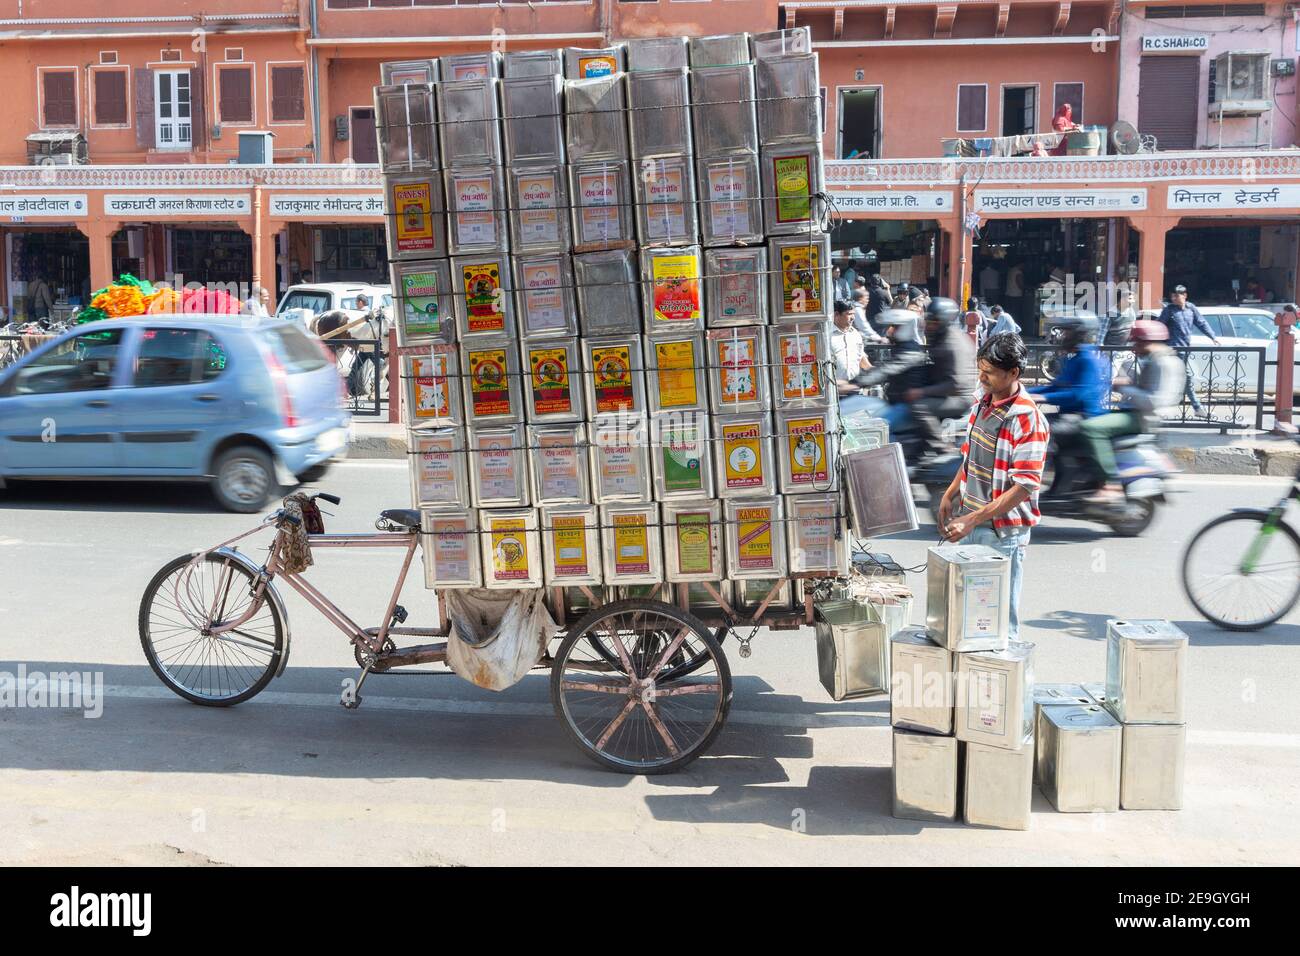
[314,493,341,506]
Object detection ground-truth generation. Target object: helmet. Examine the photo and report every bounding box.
[1129,319,1168,343]
[926,297,961,324]
[877,309,919,343]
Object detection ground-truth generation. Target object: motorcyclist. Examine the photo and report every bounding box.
[848,308,928,434]
[1028,314,1108,418]
[906,297,978,458]
[1081,319,1185,502]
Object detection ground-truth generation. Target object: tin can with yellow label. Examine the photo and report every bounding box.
[541,505,603,587]
[725,496,788,581]
[600,503,663,586]
[452,254,515,340]
[713,411,776,498]
[776,407,839,494]
[768,233,831,323]
[583,334,646,417]
[480,507,542,589]
[762,142,826,237]
[645,333,706,414]
[522,337,584,423]
[642,246,705,333]
[662,500,724,584]
[385,171,448,262]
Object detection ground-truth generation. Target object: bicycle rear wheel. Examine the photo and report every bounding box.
[1181,512,1300,631]
[139,552,285,705]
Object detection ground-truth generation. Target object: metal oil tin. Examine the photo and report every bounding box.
[381,59,439,86]
[751,27,813,59]
[1037,703,1122,813]
[462,337,524,424]
[762,143,826,237]
[421,508,482,590]
[626,68,692,159]
[840,415,890,454]
[1120,722,1186,810]
[435,78,502,168]
[735,576,792,611]
[441,51,502,82]
[375,83,438,173]
[925,543,1012,653]
[501,74,565,166]
[529,423,590,506]
[626,36,689,72]
[385,171,448,261]
[522,337,584,423]
[505,49,562,78]
[402,343,462,428]
[634,155,700,248]
[689,33,752,68]
[642,246,705,334]
[564,74,628,162]
[704,247,767,327]
[776,407,838,495]
[569,161,634,248]
[843,443,918,538]
[573,250,641,335]
[1105,619,1187,724]
[445,165,509,256]
[786,493,849,576]
[768,233,831,322]
[409,427,469,509]
[815,600,889,701]
[513,253,577,338]
[452,254,515,339]
[889,626,953,734]
[1082,682,1108,707]
[601,503,663,586]
[589,413,652,503]
[697,152,764,247]
[468,423,530,508]
[691,66,758,158]
[646,334,707,414]
[724,497,787,580]
[662,500,724,583]
[583,335,646,416]
[508,165,571,253]
[541,505,603,587]
[480,507,543,590]
[770,321,830,407]
[955,641,1035,752]
[708,327,770,414]
[651,411,714,500]
[755,54,821,146]
[714,411,775,498]
[892,729,959,823]
[391,259,454,345]
[1033,685,1093,778]
[964,736,1034,830]
[565,46,625,80]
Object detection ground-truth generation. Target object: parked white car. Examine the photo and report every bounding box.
[276,282,392,339]
[1140,306,1296,396]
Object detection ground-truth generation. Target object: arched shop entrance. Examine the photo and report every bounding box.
[831,219,943,292]
[1164,219,1299,307]
[4,227,90,322]
[971,217,1140,337]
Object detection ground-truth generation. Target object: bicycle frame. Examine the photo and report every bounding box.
[1241,467,1300,573]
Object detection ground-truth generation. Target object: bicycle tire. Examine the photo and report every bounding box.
[1181,511,1300,632]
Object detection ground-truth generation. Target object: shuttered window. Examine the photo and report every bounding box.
[218,66,253,124]
[1138,56,1199,150]
[956,84,986,132]
[94,70,128,126]
[42,70,77,127]
[270,65,305,122]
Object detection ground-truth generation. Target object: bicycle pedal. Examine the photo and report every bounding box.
[391,605,408,626]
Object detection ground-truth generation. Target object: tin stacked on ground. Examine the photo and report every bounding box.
[376,29,840,615]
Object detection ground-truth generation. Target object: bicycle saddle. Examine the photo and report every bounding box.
[377,508,420,530]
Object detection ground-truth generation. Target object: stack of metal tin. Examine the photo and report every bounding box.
[891,544,1038,829]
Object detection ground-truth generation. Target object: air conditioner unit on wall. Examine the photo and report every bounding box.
[1211,51,1272,115]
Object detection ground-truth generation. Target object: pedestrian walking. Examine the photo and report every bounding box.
[1156,284,1220,417]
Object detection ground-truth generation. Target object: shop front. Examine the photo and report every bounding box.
[269,194,386,288]
[1164,219,1299,307]
[3,226,90,322]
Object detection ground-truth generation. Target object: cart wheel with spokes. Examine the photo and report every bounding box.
[550,599,732,774]
[139,552,285,706]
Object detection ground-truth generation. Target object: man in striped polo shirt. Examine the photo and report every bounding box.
[937,332,1050,639]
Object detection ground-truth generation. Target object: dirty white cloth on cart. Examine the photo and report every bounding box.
[443,589,558,691]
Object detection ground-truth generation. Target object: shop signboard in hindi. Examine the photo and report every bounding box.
[974,189,1147,214]
[1167,183,1300,210]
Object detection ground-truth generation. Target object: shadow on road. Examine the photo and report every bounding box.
[0,480,221,514]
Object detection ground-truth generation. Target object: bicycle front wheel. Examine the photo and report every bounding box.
[1181,512,1300,631]
[139,552,285,705]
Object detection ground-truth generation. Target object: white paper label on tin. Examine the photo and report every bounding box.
[644,165,688,240]
[578,170,621,242]
[477,436,521,500]
[520,260,567,333]
[597,442,643,496]
[972,670,1008,733]
[707,165,752,236]
[430,518,471,580]
[963,573,1000,638]
[416,440,458,504]
[518,172,561,245]
[451,172,497,246]
[792,508,834,570]
[538,436,582,500]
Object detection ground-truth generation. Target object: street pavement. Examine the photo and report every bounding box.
[0,464,1297,866]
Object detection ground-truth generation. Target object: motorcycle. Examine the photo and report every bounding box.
[1038,412,1176,536]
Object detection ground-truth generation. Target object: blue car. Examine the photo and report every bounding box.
[0,315,351,512]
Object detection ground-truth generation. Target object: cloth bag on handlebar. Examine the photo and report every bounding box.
[443,589,558,691]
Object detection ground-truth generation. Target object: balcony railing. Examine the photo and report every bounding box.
[826,150,1300,185]
[0,164,384,189]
